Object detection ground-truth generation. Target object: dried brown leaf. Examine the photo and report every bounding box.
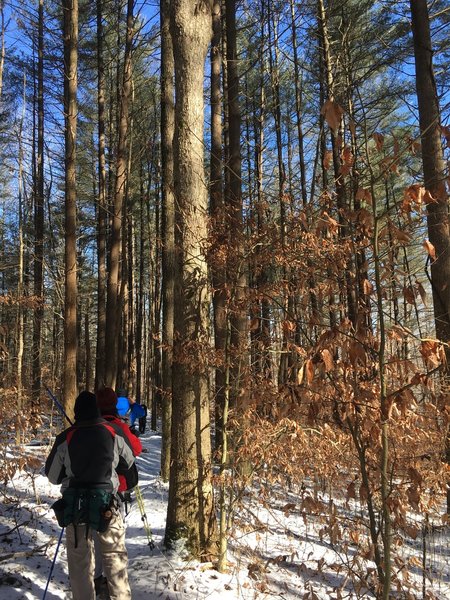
[423,240,436,261]
[321,349,334,372]
[323,150,332,170]
[321,99,344,135]
[305,359,315,385]
[373,132,384,151]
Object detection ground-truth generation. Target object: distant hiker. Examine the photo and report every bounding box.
[129,397,146,433]
[116,389,130,417]
[138,404,147,434]
[96,386,142,487]
[45,391,134,600]
[93,386,143,593]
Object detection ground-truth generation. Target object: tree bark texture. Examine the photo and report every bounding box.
[95,0,107,390]
[209,0,227,453]
[160,0,175,479]
[410,0,450,515]
[105,0,134,387]
[63,0,79,419]
[165,0,216,559]
[0,1,5,97]
[32,0,45,406]
[225,0,248,409]
[410,0,450,354]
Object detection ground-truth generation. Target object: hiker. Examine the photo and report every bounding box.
[138,404,147,434]
[93,386,143,593]
[129,397,146,433]
[45,391,134,600]
[96,386,142,484]
[116,389,130,417]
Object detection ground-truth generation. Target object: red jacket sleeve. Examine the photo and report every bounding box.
[119,421,142,456]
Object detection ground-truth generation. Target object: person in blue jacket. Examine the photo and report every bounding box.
[129,398,146,431]
[116,389,130,417]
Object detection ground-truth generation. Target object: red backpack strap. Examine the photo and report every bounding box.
[66,422,116,445]
[100,422,116,437]
[66,426,77,445]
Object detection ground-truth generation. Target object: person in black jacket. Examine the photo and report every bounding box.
[45,391,134,600]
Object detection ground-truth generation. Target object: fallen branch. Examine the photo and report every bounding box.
[0,542,49,563]
[0,521,30,537]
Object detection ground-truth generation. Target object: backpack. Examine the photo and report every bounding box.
[117,461,138,491]
[52,488,113,534]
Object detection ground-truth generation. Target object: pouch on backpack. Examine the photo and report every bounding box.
[59,488,113,532]
[51,497,67,528]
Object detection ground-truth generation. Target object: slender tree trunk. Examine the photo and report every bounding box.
[225,0,247,409]
[252,22,272,380]
[210,0,228,572]
[289,0,307,207]
[135,163,146,403]
[267,2,291,385]
[410,0,450,514]
[317,0,356,326]
[32,0,45,407]
[119,104,135,392]
[105,0,134,387]
[17,70,26,411]
[160,0,175,481]
[165,0,216,559]
[63,0,79,419]
[210,0,227,453]
[0,0,5,98]
[126,196,135,395]
[85,305,91,390]
[95,0,107,390]
[118,179,130,388]
[152,182,162,431]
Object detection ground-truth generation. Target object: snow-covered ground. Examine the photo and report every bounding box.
[1,429,449,599]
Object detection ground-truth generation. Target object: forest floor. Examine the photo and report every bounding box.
[0,427,449,599]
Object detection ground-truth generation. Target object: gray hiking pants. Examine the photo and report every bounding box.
[66,508,131,600]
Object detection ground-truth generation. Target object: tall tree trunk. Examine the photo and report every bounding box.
[267,2,291,385]
[225,0,247,409]
[85,305,92,390]
[63,0,79,419]
[251,15,272,381]
[105,0,134,387]
[210,0,228,571]
[126,205,135,393]
[410,0,450,357]
[209,0,226,453]
[95,0,107,390]
[32,0,45,408]
[165,0,216,559]
[289,0,307,207]
[151,183,162,431]
[16,70,26,411]
[317,0,356,326]
[119,106,135,392]
[135,162,146,404]
[410,0,450,515]
[0,0,5,97]
[160,0,175,481]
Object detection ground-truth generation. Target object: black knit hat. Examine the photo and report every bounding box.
[74,391,100,421]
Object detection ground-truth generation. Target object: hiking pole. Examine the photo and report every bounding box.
[134,484,155,550]
[45,386,73,426]
[42,389,69,599]
[42,526,64,600]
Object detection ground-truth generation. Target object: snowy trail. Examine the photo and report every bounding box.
[0,430,254,600]
[1,429,449,599]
